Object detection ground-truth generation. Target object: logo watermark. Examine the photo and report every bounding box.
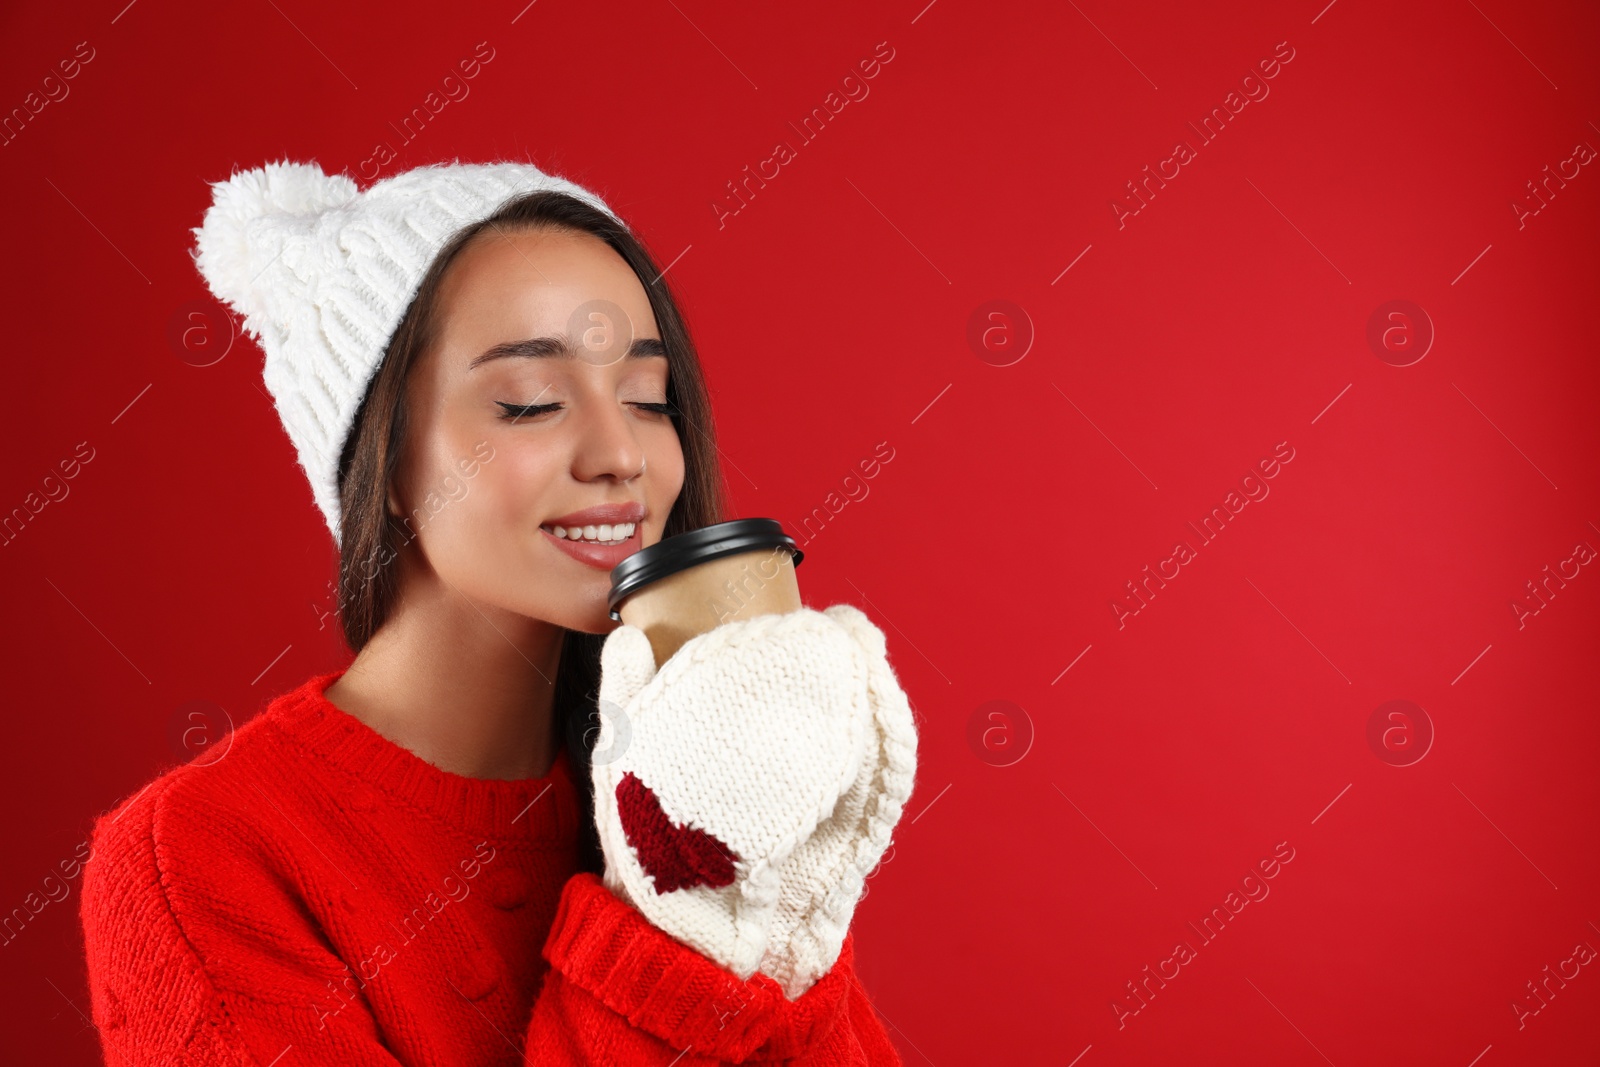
[966,300,1033,367]
[1366,700,1433,767]
[1366,300,1433,367]
[966,699,1034,767]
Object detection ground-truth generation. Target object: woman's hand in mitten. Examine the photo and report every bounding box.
[756,603,919,1000]
[590,607,875,981]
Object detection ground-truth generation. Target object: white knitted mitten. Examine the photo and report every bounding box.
[591,606,893,984]
[755,603,918,999]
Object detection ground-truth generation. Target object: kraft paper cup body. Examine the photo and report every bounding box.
[609,520,804,668]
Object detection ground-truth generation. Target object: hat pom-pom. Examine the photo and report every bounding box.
[189,159,359,327]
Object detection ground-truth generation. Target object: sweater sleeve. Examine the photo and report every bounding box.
[528,871,904,1065]
[80,779,901,1067]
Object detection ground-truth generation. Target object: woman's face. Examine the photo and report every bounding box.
[389,225,686,634]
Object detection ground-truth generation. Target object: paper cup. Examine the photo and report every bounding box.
[608,519,805,668]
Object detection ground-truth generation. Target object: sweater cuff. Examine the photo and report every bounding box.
[542,871,853,1061]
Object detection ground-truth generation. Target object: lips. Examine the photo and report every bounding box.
[542,501,646,529]
[615,770,739,894]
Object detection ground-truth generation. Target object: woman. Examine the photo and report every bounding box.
[78,159,917,1065]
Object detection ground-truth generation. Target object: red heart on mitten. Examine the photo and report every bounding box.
[615,771,740,894]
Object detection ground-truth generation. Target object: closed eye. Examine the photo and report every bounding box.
[495,401,678,422]
[496,401,560,421]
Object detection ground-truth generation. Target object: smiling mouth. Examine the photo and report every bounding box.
[539,522,637,545]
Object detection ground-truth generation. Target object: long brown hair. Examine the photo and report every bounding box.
[334,189,726,872]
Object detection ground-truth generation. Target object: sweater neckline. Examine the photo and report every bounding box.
[265,668,580,844]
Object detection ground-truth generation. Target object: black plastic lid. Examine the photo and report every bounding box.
[608,518,804,620]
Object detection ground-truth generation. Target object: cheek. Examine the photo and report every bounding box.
[650,427,687,498]
[473,440,562,527]
[413,439,550,546]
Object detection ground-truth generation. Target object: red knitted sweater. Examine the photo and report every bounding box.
[78,669,903,1065]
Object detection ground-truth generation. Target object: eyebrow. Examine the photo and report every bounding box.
[468,335,668,369]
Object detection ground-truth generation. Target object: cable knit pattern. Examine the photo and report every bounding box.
[78,669,903,1065]
[188,158,625,543]
[593,605,919,1001]
[764,605,920,1000]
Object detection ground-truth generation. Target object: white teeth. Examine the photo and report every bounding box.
[546,522,635,544]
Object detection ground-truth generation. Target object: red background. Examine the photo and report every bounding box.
[2,0,1597,1063]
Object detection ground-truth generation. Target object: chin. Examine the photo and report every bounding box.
[537,601,623,637]
[565,614,621,637]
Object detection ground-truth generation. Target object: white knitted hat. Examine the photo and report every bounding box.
[189,157,625,545]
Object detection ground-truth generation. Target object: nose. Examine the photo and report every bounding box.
[570,393,648,485]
